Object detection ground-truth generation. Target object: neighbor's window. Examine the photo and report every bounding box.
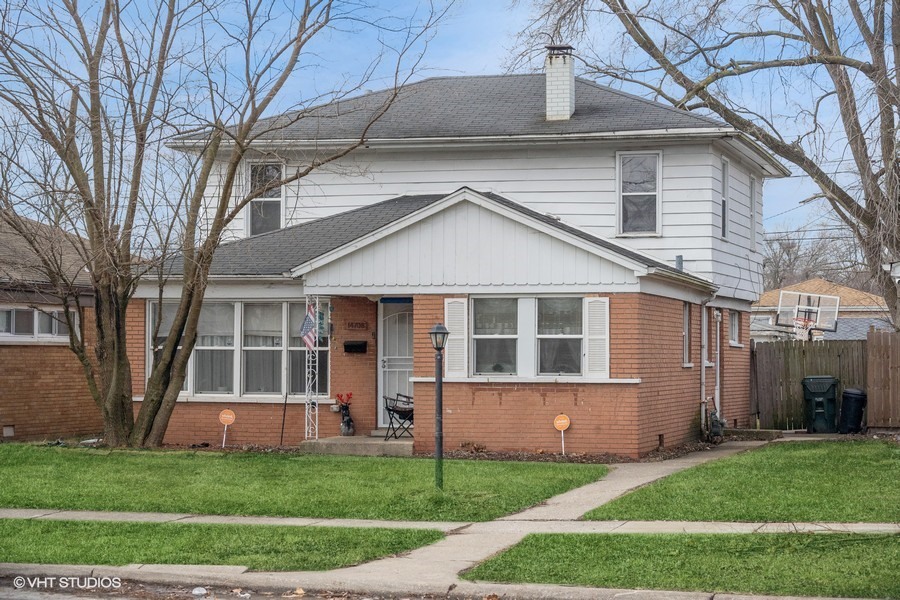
[289,303,329,395]
[720,159,730,238]
[243,303,283,394]
[537,298,583,374]
[730,311,740,344]
[195,303,235,393]
[0,307,73,341]
[683,302,691,364]
[472,298,518,375]
[620,153,659,234]
[248,163,283,236]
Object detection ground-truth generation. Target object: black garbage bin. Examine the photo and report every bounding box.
[801,376,839,433]
[838,388,867,434]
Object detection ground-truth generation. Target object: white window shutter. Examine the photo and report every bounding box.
[584,297,610,378]
[444,298,468,378]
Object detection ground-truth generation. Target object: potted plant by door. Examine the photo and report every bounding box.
[336,393,355,436]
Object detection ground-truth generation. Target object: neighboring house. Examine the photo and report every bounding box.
[751,278,893,342]
[0,217,101,441]
[128,46,788,458]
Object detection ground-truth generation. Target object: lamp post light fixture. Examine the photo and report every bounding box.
[428,323,449,490]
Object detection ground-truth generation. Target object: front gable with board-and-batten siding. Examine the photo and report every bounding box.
[293,189,713,297]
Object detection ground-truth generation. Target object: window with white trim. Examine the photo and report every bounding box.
[447,297,609,379]
[150,303,188,391]
[619,153,659,235]
[472,298,518,375]
[730,311,740,344]
[749,177,758,251]
[683,302,691,364]
[195,303,235,393]
[243,303,282,394]
[248,163,283,236]
[537,298,583,374]
[0,306,74,341]
[289,303,329,395]
[149,300,329,398]
[720,159,730,238]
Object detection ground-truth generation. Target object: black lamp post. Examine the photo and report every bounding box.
[428,323,449,490]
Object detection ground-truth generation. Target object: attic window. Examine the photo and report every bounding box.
[618,152,660,235]
[248,163,283,236]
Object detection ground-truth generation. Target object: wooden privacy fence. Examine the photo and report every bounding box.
[867,329,900,428]
[750,340,867,430]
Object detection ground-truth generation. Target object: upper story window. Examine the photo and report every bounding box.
[720,158,730,238]
[619,152,660,235]
[248,163,283,236]
[0,307,73,342]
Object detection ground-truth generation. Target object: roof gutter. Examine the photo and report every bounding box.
[646,267,718,293]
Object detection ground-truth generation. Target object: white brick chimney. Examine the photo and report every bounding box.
[545,45,575,121]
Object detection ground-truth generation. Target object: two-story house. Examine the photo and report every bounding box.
[129,46,788,457]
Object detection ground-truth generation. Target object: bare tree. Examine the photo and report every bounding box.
[519,0,899,325]
[763,218,879,293]
[0,0,446,447]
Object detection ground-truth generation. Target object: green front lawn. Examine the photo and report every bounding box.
[0,519,442,571]
[588,441,900,522]
[0,444,606,522]
[464,533,900,598]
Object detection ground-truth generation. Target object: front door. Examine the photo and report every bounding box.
[378,300,414,427]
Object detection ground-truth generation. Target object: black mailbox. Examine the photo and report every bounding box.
[343,340,368,354]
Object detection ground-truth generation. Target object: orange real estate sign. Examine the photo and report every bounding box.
[554,414,570,431]
[219,409,236,426]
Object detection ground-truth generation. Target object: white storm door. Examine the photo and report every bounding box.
[378,301,414,427]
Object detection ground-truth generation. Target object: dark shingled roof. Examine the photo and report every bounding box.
[181,74,726,144]
[177,189,711,290]
[171,195,446,277]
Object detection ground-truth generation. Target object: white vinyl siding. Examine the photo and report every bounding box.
[302,199,640,293]
[206,142,764,300]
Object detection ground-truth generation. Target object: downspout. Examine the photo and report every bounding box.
[699,297,712,430]
[714,308,723,416]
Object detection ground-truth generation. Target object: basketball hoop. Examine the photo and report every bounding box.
[792,317,815,341]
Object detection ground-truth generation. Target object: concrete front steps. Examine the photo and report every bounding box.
[298,434,413,457]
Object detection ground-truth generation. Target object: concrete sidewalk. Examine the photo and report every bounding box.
[0,439,887,600]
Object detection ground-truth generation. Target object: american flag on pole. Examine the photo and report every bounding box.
[299,304,317,350]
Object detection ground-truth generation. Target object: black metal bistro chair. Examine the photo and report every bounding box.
[384,393,414,440]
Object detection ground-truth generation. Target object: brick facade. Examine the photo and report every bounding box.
[129,296,379,447]
[125,292,751,457]
[0,305,103,441]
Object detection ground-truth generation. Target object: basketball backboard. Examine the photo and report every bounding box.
[774,290,841,332]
